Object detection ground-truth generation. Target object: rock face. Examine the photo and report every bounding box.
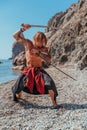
[12,0,87,70]
[0,61,3,64]
[12,41,26,70]
[12,51,26,70]
[46,0,87,69]
[12,41,25,59]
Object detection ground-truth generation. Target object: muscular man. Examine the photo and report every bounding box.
[12,24,58,108]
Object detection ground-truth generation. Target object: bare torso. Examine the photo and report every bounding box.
[13,29,51,68]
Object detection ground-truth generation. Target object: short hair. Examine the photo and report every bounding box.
[33,32,47,46]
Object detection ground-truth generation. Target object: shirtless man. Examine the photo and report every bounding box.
[12,24,58,107]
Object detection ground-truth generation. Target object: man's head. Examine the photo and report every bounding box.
[33,32,47,48]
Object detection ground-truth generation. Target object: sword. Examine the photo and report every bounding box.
[21,23,47,28]
[39,52,77,81]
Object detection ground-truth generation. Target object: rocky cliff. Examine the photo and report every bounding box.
[46,0,87,70]
[12,41,26,70]
[12,0,87,70]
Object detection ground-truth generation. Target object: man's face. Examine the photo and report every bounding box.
[34,39,44,48]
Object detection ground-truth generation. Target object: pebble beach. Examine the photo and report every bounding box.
[0,65,87,130]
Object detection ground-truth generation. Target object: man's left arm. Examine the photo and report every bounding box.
[39,48,51,64]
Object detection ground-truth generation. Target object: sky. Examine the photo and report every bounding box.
[0,0,78,59]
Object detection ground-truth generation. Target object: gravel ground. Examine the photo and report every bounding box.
[0,64,87,130]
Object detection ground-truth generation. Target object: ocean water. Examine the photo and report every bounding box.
[0,59,20,83]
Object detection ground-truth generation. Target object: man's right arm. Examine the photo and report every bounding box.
[13,29,26,43]
[13,24,31,44]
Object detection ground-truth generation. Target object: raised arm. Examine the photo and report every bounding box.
[13,24,31,44]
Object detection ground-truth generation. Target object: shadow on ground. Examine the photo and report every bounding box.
[18,98,87,110]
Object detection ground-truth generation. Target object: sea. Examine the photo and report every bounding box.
[0,59,20,83]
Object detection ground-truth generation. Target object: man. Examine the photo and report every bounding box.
[12,24,58,108]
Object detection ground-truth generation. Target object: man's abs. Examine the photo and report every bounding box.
[26,55,43,67]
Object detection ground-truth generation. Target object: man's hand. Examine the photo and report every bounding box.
[21,23,31,30]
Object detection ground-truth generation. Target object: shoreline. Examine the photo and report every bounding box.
[0,79,16,85]
[0,66,87,130]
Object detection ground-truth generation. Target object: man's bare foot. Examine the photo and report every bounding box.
[16,92,22,99]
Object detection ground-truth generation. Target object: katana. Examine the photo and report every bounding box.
[39,53,77,81]
[21,23,47,28]
[50,64,77,81]
[30,25,47,28]
[21,23,59,30]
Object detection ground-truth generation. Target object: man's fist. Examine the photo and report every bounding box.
[21,23,31,30]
